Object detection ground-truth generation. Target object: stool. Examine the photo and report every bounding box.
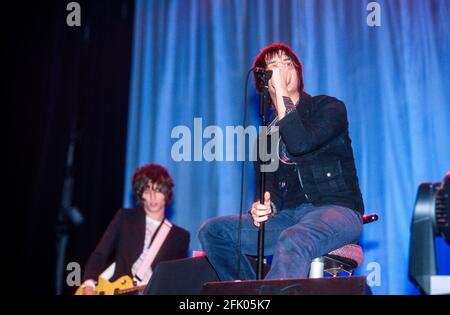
[309,244,363,278]
[309,213,378,279]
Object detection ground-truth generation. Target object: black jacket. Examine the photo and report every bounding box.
[83,207,190,282]
[255,92,365,214]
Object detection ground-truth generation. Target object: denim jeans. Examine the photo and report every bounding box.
[198,203,363,281]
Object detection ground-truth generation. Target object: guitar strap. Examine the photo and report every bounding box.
[133,218,172,285]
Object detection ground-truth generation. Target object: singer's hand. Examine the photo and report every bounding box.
[249,192,272,228]
[268,64,289,92]
[267,65,290,118]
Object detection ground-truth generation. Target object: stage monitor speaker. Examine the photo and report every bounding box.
[202,276,372,295]
[143,256,219,295]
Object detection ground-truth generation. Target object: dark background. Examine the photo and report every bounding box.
[7,0,134,294]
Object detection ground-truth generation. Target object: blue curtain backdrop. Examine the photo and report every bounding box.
[124,0,449,294]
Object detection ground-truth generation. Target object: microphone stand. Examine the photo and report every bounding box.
[55,116,84,294]
[256,71,271,280]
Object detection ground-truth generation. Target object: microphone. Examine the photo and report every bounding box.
[253,67,272,79]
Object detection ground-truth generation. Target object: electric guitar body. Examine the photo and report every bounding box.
[75,275,146,295]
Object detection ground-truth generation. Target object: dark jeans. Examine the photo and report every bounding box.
[198,203,363,280]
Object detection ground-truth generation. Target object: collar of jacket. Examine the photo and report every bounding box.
[268,90,313,124]
[295,91,313,117]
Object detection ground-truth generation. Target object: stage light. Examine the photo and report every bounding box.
[409,172,450,295]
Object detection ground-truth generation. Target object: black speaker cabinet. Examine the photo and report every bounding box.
[144,256,219,295]
[202,276,372,295]
[144,256,371,295]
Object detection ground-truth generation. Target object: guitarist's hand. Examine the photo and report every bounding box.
[249,192,272,228]
[83,287,97,295]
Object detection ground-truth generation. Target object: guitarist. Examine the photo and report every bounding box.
[81,163,190,295]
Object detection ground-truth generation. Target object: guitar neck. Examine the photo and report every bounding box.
[117,285,147,295]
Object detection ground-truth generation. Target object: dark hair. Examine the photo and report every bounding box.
[132,163,174,205]
[253,43,304,95]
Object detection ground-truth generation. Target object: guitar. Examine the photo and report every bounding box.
[74,275,147,295]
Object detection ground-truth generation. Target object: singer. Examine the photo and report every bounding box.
[198,43,365,281]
